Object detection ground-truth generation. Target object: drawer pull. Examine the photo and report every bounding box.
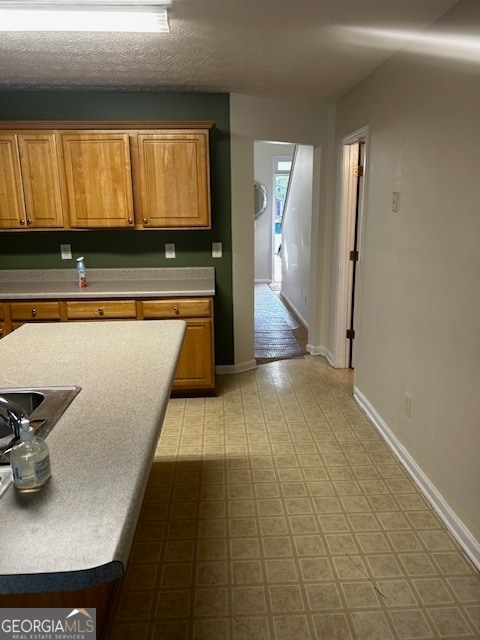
[128,218,133,224]
[19,219,25,225]
[27,218,33,226]
[31,308,36,317]
[174,305,179,315]
[98,308,104,316]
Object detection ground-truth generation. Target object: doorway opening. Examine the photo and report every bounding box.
[273,155,292,284]
[254,141,310,363]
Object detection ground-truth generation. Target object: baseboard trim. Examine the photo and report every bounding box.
[354,387,480,572]
[216,360,258,375]
[281,291,308,329]
[306,344,335,367]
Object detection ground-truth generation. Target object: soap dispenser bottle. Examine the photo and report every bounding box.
[10,418,51,492]
[76,256,87,288]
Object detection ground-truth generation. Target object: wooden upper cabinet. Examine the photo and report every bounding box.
[0,122,214,231]
[0,135,25,228]
[61,132,135,228]
[0,133,65,229]
[18,133,65,228]
[133,130,211,229]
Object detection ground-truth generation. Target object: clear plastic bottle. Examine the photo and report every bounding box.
[76,256,87,288]
[10,418,51,492]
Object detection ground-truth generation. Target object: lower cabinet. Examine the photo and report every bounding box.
[0,296,215,394]
[141,298,214,392]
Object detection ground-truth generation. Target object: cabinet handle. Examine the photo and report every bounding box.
[174,305,180,315]
[143,218,148,224]
[98,308,104,316]
[26,218,33,226]
[128,218,133,224]
[19,219,25,225]
[31,308,37,317]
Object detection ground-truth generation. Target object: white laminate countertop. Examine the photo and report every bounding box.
[0,320,186,593]
[0,267,215,299]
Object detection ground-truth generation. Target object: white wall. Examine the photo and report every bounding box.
[334,0,480,550]
[281,145,314,327]
[229,94,332,370]
[254,141,294,283]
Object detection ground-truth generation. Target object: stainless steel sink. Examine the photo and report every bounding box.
[0,385,81,465]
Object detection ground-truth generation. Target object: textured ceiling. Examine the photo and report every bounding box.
[0,0,460,103]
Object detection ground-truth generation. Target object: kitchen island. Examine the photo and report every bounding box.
[0,319,186,599]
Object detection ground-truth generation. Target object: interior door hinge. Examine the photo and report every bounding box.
[349,250,359,261]
[346,329,355,340]
[353,165,364,177]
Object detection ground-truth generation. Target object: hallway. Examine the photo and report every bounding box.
[255,284,307,364]
[104,357,480,640]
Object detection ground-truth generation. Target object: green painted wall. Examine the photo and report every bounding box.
[0,91,233,365]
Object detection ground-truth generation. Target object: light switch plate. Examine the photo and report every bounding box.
[165,243,176,259]
[212,242,222,258]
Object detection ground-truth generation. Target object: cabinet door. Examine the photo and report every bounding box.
[173,318,214,391]
[61,133,135,228]
[0,135,26,228]
[134,131,211,228]
[18,133,65,228]
[0,304,4,338]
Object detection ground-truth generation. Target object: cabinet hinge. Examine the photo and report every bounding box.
[349,250,359,262]
[353,165,364,177]
[346,329,355,340]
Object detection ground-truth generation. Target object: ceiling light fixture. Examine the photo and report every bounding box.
[0,1,170,33]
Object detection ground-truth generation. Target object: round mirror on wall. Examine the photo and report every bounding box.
[254,181,268,220]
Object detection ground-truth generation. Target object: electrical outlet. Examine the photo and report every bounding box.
[165,243,176,259]
[404,392,412,419]
[392,191,400,213]
[212,242,222,258]
[60,244,72,260]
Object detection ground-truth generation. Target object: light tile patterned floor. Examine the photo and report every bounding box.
[104,356,480,639]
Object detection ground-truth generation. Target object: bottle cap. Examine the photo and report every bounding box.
[19,418,33,441]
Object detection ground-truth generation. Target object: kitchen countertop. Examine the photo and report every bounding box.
[0,319,186,593]
[0,267,215,299]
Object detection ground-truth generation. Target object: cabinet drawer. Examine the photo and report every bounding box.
[9,301,61,320]
[66,300,137,319]
[142,298,212,319]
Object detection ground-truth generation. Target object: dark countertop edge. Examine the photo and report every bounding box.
[0,561,124,594]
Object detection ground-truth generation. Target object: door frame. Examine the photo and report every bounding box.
[333,126,368,369]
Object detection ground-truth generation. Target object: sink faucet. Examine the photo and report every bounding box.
[0,396,26,440]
